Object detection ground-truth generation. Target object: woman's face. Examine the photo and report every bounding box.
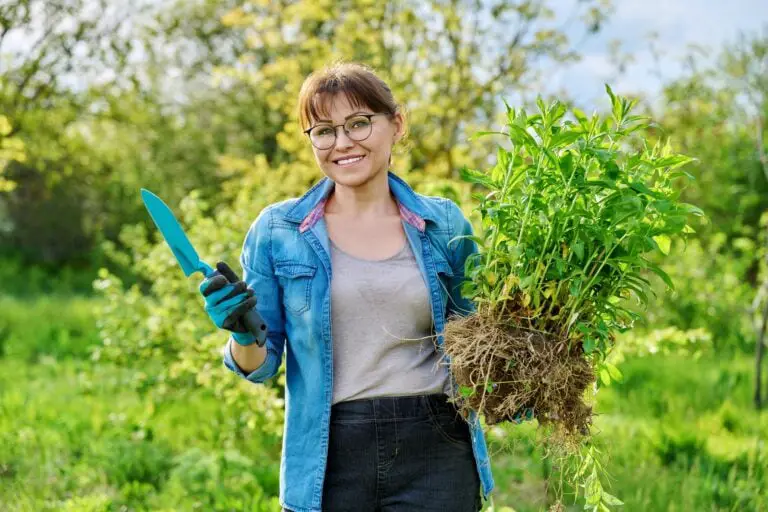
[307,93,403,190]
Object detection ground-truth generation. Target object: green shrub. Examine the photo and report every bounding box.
[653,428,707,468]
[637,235,756,353]
[0,255,99,297]
[60,492,113,511]
[153,447,279,510]
[0,295,100,362]
[91,437,174,489]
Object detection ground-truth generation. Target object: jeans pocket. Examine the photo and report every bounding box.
[425,396,472,447]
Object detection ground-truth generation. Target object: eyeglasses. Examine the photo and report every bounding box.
[304,113,386,150]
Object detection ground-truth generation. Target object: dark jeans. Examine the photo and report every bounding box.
[285,394,482,512]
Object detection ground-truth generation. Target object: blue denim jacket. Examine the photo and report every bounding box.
[223,171,495,511]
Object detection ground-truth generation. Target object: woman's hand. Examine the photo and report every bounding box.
[199,261,260,346]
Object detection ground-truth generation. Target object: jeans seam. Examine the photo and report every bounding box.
[374,402,382,506]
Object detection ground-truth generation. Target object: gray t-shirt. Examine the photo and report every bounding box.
[329,239,451,405]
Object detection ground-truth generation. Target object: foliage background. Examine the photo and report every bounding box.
[0,1,766,510]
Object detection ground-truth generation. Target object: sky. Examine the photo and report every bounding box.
[544,0,768,109]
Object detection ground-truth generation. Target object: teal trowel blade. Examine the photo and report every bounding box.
[140,188,214,277]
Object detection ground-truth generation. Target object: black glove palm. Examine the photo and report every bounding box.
[199,261,260,344]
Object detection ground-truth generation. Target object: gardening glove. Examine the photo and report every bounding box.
[512,407,535,424]
[199,261,260,346]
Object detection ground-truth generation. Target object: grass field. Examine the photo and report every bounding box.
[0,295,765,511]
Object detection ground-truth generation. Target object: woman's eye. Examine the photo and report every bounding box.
[315,127,333,136]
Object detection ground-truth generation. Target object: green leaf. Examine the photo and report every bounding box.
[605,362,623,382]
[543,147,558,166]
[646,262,675,291]
[573,242,585,262]
[599,368,611,385]
[586,179,618,190]
[550,130,581,148]
[653,235,671,255]
[654,154,695,170]
[602,492,625,506]
[507,123,538,147]
[669,170,695,181]
[570,279,582,297]
[469,130,507,141]
[583,337,596,354]
[679,202,706,217]
[622,283,649,304]
[459,166,496,189]
[604,161,621,180]
[651,199,672,213]
[628,181,660,198]
[459,385,475,398]
[573,108,588,124]
[502,98,514,116]
[605,84,617,108]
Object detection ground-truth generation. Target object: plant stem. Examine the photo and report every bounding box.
[562,232,629,336]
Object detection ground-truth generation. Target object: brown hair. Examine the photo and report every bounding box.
[297,61,406,134]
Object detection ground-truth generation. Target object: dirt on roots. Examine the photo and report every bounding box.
[443,312,596,440]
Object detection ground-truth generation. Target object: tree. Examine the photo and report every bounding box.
[214,0,612,191]
[721,26,768,408]
[652,25,768,402]
[0,0,136,263]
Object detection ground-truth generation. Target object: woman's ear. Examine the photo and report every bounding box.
[392,111,405,143]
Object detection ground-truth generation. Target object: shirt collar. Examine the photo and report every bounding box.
[283,171,436,233]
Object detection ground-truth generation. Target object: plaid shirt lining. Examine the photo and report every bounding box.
[299,199,426,233]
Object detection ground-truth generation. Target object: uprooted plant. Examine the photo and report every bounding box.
[444,86,703,509]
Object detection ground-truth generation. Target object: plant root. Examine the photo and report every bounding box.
[443,311,595,441]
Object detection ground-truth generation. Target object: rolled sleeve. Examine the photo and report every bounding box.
[222,336,283,383]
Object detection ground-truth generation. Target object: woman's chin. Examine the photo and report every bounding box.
[329,167,377,187]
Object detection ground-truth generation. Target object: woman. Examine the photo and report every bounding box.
[199,62,494,512]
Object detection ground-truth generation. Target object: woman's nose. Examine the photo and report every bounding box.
[334,127,355,149]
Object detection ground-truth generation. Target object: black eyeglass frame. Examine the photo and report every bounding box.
[303,113,389,149]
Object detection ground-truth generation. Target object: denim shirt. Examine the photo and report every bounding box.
[223,171,495,511]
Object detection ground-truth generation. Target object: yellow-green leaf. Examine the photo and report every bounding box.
[653,235,671,255]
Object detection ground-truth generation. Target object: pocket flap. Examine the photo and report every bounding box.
[275,261,317,279]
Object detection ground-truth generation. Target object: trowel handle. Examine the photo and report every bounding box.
[243,308,268,347]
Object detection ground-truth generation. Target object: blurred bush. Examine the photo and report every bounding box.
[0,295,100,362]
[623,234,757,354]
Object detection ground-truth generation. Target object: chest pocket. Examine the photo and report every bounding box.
[275,261,317,315]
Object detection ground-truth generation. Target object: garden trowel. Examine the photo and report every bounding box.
[140,188,267,346]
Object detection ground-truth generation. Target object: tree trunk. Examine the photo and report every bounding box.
[755,296,768,409]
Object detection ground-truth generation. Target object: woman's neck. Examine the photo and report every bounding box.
[326,171,398,217]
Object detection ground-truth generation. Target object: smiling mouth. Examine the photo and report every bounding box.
[334,155,366,167]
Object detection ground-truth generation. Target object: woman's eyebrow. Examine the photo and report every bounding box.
[313,111,372,123]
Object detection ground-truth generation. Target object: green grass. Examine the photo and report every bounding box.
[486,356,767,511]
[0,295,100,362]
[0,295,281,511]
[1,294,766,511]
